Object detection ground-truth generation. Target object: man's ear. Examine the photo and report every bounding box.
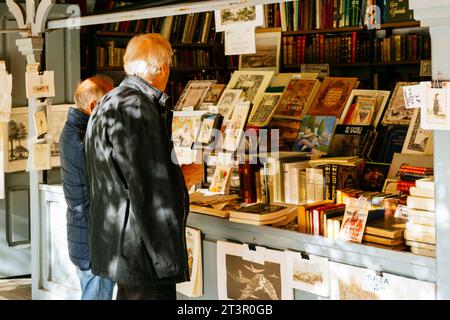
[87,100,97,114]
[160,63,169,78]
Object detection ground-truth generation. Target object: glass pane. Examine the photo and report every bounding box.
[8,189,29,244]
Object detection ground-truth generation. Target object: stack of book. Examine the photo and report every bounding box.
[229,203,298,226]
[404,177,436,257]
[363,216,407,251]
[396,165,433,194]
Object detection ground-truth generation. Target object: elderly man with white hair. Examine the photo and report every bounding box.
[84,34,190,300]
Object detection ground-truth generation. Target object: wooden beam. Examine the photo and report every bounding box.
[47,0,293,30]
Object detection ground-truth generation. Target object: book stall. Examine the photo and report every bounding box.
[1,0,448,300]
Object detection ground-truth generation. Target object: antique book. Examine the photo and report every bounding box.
[385,0,414,23]
[292,115,337,154]
[407,196,435,211]
[273,79,321,119]
[327,125,374,157]
[229,202,297,223]
[268,118,302,151]
[297,200,334,233]
[381,82,418,125]
[174,80,216,111]
[307,77,358,117]
[405,240,436,251]
[401,109,433,156]
[410,246,436,258]
[415,177,435,191]
[362,234,405,247]
[248,92,283,126]
[364,216,407,239]
[409,186,434,199]
[406,221,435,234]
[404,230,436,245]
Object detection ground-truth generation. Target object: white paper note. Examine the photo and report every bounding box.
[25,70,55,99]
[0,61,12,122]
[214,5,264,32]
[225,27,256,56]
[403,84,426,109]
[32,143,51,170]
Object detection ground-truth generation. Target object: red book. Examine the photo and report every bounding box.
[296,36,302,65]
[412,34,418,60]
[351,32,357,63]
[320,35,325,63]
[301,36,306,64]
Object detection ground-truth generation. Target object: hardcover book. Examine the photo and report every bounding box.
[385,0,414,23]
[360,162,391,192]
[327,125,374,157]
[273,79,321,119]
[174,80,217,111]
[268,118,302,151]
[248,92,283,126]
[307,77,359,117]
[381,82,418,125]
[292,115,337,154]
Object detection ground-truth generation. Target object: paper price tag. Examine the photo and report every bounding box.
[394,204,409,219]
[362,270,391,294]
[403,84,426,109]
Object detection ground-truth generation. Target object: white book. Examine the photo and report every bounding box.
[405,240,436,251]
[313,168,324,203]
[407,196,435,211]
[409,186,434,199]
[415,177,435,191]
[408,208,435,219]
[305,168,316,204]
[283,162,308,204]
[406,222,435,234]
[404,230,436,245]
[408,215,435,227]
[299,170,307,205]
[410,246,436,258]
[279,1,287,32]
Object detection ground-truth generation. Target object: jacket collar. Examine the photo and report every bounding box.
[120,75,169,109]
[67,107,90,129]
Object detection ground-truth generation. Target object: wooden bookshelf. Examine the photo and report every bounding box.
[283,26,364,36]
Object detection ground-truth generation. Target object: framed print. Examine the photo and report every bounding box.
[330,261,436,300]
[4,107,29,172]
[402,108,433,155]
[223,101,251,152]
[248,92,282,127]
[381,82,418,125]
[239,28,282,73]
[421,82,450,130]
[340,90,391,127]
[174,80,217,111]
[209,165,233,194]
[216,89,243,119]
[199,84,226,110]
[176,227,203,298]
[214,5,264,32]
[226,70,274,112]
[194,113,223,148]
[285,251,330,297]
[172,110,207,165]
[216,241,293,300]
[47,104,72,168]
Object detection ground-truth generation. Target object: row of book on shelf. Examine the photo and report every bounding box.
[169,69,435,257]
[283,31,431,66]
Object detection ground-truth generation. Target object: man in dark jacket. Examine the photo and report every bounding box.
[85,34,190,300]
[59,75,115,299]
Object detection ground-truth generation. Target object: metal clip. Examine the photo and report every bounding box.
[300,251,310,260]
[432,73,443,89]
[248,243,257,251]
[376,265,383,277]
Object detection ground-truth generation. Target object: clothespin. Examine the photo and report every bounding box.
[376,264,384,277]
[300,251,310,260]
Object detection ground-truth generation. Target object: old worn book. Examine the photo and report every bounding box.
[309,156,362,167]
[362,234,405,246]
[363,242,408,251]
[273,79,321,119]
[408,215,435,226]
[229,202,297,222]
[407,196,435,211]
[406,222,435,234]
[297,200,334,233]
[364,217,407,239]
[405,240,436,251]
[407,208,435,219]
[307,77,359,117]
[229,215,288,225]
[404,230,436,245]
[410,246,436,258]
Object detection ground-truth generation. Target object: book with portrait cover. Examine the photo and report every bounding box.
[327,125,374,157]
[307,77,359,117]
[273,79,321,119]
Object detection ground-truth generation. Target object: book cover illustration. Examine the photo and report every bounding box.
[174,80,216,111]
[307,77,358,117]
[268,118,302,151]
[360,162,390,192]
[339,197,370,243]
[402,108,433,155]
[216,89,243,119]
[172,111,207,148]
[347,96,377,125]
[328,125,373,157]
[223,102,251,152]
[292,115,337,154]
[209,165,233,193]
[329,261,436,300]
[248,92,283,126]
[273,79,320,119]
[285,251,330,297]
[382,82,418,125]
[216,241,293,300]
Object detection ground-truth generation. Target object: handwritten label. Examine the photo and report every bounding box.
[394,204,409,219]
[362,271,391,293]
[403,84,426,109]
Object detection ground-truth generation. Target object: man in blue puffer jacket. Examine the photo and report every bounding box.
[59,75,115,300]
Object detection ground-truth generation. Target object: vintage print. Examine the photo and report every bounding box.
[339,198,370,243]
[216,89,243,119]
[239,29,281,72]
[200,84,226,109]
[268,119,302,151]
[194,113,223,148]
[402,108,433,155]
[216,241,293,300]
[0,61,12,122]
[330,261,436,300]
[6,107,29,172]
[292,115,337,154]
[426,87,447,125]
[47,104,71,168]
[33,110,48,138]
[174,80,216,111]
[172,111,207,148]
[340,90,390,127]
[273,79,320,119]
[31,143,51,171]
[226,71,274,111]
[25,70,55,99]
[285,251,330,297]
[215,5,264,32]
[348,97,376,125]
[209,165,233,193]
[248,92,282,127]
[382,82,418,125]
[223,102,251,152]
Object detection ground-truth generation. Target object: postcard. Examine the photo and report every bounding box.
[209,165,233,194]
[0,61,12,122]
[292,115,337,154]
[174,80,216,111]
[200,84,226,109]
[4,107,30,172]
[223,101,251,152]
[216,241,293,300]
[216,89,243,119]
[215,5,264,32]
[33,110,48,138]
[30,142,51,171]
[239,28,281,73]
[421,82,450,130]
[225,27,256,56]
[25,70,55,99]
[47,104,71,168]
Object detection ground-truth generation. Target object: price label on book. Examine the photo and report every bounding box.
[394,204,409,219]
[403,84,426,109]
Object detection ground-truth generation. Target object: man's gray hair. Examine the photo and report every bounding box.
[74,75,114,112]
[123,33,172,80]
